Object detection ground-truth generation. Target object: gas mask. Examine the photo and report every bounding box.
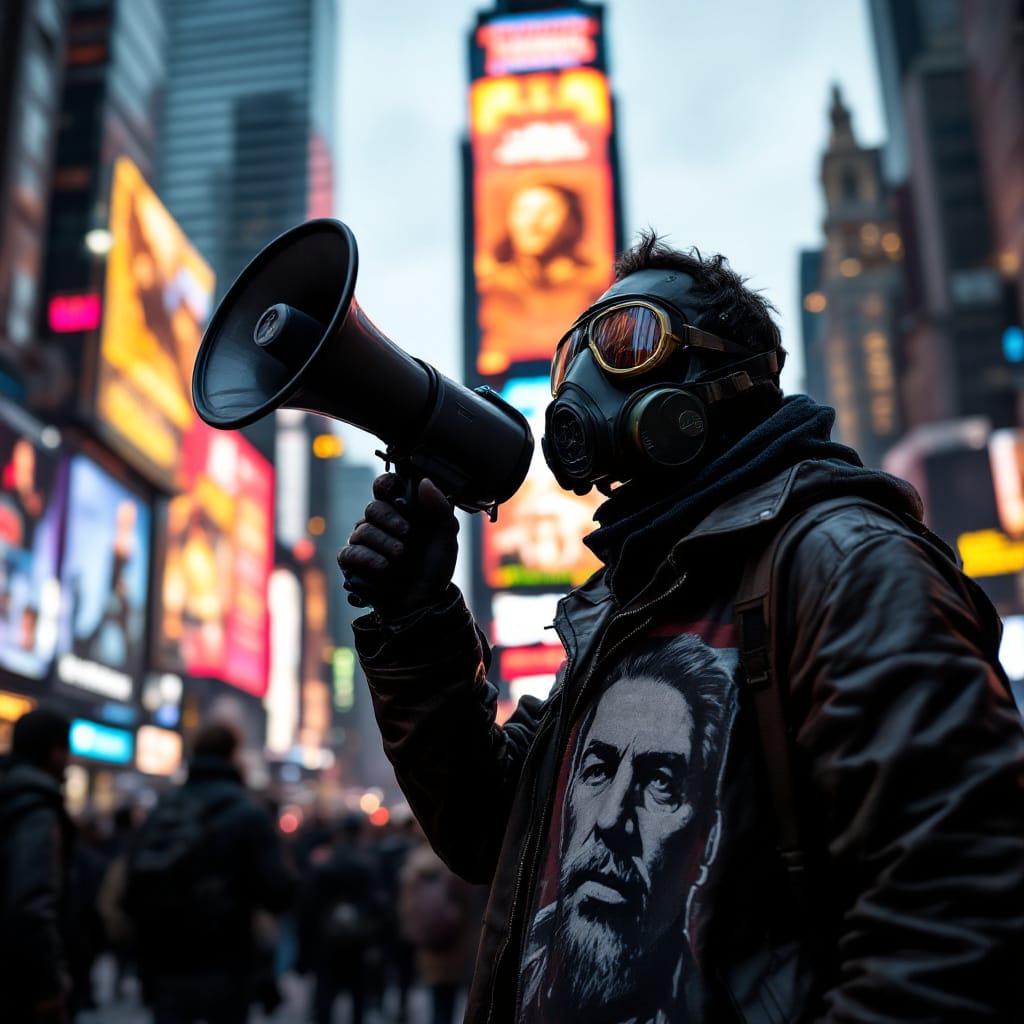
[542,269,781,496]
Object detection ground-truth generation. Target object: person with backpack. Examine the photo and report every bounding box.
[399,830,484,1024]
[124,720,295,1024]
[336,230,1024,1023]
[0,708,75,1024]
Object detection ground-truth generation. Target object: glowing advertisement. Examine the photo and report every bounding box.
[155,425,273,697]
[484,376,601,589]
[95,157,215,489]
[265,568,302,755]
[474,8,603,77]
[56,456,151,702]
[0,406,65,680]
[470,64,616,376]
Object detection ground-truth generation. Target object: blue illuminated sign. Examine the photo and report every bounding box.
[1003,325,1024,364]
[69,719,134,764]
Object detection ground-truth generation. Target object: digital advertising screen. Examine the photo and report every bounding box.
[0,404,65,680]
[483,376,602,589]
[56,456,151,702]
[469,49,616,377]
[95,157,215,490]
[154,425,273,697]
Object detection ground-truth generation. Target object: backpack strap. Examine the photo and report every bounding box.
[733,496,873,912]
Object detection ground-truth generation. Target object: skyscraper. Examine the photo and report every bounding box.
[0,0,69,402]
[868,0,1018,431]
[809,86,903,468]
[158,0,337,300]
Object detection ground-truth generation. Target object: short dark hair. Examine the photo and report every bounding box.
[615,229,786,372]
[12,708,71,768]
[191,720,242,760]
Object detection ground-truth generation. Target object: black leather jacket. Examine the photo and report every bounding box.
[354,459,1024,1023]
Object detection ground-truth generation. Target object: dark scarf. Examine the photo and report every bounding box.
[585,394,923,601]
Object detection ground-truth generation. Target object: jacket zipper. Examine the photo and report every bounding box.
[498,568,689,1024]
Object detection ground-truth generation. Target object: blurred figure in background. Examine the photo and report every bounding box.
[399,832,484,1024]
[373,810,419,1022]
[296,811,385,1024]
[123,721,295,1024]
[0,708,75,1024]
[96,804,141,1002]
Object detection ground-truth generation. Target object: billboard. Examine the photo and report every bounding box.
[483,376,601,588]
[56,455,151,702]
[95,157,215,489]
[470,65,615,376]
[0,404,65,680]
[154,425,274,697]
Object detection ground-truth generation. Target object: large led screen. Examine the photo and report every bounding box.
[155,425,273,697]
[95,157,215,489]
[0,406,65,679]
[56,456,151,701]
[470,66,616,377]
[483,376,601,588]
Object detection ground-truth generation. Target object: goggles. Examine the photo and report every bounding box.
[550,299,754,397]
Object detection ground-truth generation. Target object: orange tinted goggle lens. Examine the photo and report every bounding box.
[551,305,667,393]
[591,305,664,369]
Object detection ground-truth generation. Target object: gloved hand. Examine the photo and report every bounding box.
[337,473,459,619]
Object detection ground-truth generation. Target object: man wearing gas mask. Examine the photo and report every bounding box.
[338,231,1024,1023]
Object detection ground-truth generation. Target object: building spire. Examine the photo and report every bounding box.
[829,83,856,147]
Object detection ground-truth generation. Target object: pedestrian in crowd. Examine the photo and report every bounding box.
[398,829,484,1024]
[337,230,1024,1022]
[373,810,419,1022]
[96,804,141,1001]
[122,720,296,1024]
[296,811,386,1024]
[0,707,75,1024]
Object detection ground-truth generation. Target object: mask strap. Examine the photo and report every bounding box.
[686,350,780,405]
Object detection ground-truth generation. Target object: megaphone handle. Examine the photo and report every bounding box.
[343,468,420,608]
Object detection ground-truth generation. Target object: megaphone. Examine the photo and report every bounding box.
[192,219,534,521]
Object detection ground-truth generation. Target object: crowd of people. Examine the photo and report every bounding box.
[0,708,485,1024]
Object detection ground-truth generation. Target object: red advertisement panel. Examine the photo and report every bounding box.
[156,425,273,696]
[470,67,615,376]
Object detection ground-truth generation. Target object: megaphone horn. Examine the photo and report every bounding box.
[192,219,534,520]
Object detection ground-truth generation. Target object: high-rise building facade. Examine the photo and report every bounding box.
[157,0,338,467]
[869,0,1018,431]
[810,87,904,467]
[158,0,337,300]
[0,0,69,400]
[959,0,1024,333]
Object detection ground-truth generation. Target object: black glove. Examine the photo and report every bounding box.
[337,473,459,619]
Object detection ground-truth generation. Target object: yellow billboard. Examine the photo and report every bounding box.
[96,158,215,489]
[470,68,616,377]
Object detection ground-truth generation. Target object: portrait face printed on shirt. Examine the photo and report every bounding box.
[550,635,734,1018]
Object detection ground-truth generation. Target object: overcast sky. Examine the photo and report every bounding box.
[333,0,886,463]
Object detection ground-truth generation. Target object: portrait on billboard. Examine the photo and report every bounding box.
[483,376,601,588]
[154,425,273,697]
[56,456,151,682]
[96,157,215,488]
[471,69,616,377]
[519,634,737,1023]
[0,412,64,680]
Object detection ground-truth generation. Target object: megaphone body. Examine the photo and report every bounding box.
[192,219,534,519]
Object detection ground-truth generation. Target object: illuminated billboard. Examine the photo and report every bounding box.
[95,157,215,489]
[469,61,616,376]
[483,376,601,588]
[0,403,65,680]
[154,425,274,697]
[56,456,151,702]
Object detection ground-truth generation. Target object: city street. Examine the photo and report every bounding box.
[78,960,452,1024]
